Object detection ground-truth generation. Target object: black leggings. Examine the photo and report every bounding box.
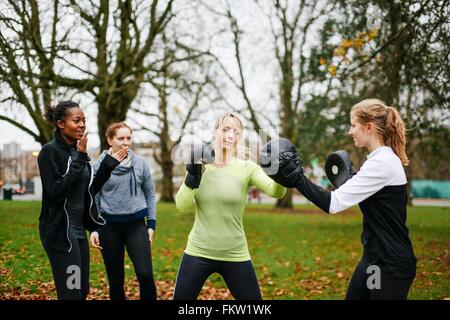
[173,253,262,300]
[43,238,90,300]
[346,255,415,300]
[99,219,156,300]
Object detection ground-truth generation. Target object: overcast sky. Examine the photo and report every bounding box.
[0,0,407,152]
[0,1,288,151]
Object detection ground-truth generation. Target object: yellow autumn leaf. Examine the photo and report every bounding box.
[342,39,352,48]
[357,31,367,38]
[328,65,337,76]
[368,28,379,40]
[352,38,365,50]
[334,46,346,57]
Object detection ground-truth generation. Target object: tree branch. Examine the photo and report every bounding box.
[0,115,40,141]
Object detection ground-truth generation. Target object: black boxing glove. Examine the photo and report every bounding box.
[260,138,331,213]
[184,142,215,189]
[259,138,304,188]
[325,150,356,189]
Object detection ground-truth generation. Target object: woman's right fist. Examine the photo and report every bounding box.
[184,143,215,189]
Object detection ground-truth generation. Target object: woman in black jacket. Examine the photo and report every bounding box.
[260,99,416,300]
[38,101,128,300]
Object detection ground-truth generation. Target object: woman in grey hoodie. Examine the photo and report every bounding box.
[90,122,157,300]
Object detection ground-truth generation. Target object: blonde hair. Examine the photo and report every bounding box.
[213,113,256,162]
[351,99,409,166]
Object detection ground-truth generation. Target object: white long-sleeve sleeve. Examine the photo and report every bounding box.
[329,147,407,214]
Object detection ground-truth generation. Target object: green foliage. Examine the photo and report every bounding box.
[295,0,449,178]
[1,201,448,300]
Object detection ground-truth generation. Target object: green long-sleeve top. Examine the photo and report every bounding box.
[175,157,287,261]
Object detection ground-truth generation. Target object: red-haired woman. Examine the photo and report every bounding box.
[90,122,157,300]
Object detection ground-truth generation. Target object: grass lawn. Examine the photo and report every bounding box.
[0,200,448,300]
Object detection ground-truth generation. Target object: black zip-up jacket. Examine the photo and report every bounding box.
[38,131,120,253]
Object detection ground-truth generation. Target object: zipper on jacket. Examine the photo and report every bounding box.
[63,198,73,253]
[62,156,72,252]
[62,156,73,253]
[63,157,72,176]
[88,164,106,225]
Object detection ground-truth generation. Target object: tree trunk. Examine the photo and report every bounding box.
[159,160,174,202]
[274,43,295,208]
[96,92,135,150]
[156,80,175,203]
[405,164,414,206]
[405,142,417,207]
[276,188,294,208]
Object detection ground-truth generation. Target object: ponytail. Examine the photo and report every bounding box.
[43,107,54,124]
[351,99,409,166]
[385,107,409,166]
[43,101,80,129]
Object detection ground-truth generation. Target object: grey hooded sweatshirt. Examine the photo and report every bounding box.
[93,150,156,230]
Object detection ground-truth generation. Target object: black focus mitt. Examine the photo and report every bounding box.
[325,150,356,189]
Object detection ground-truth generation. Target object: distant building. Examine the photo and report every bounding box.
[2,142,22,159]
[1,142,39,185]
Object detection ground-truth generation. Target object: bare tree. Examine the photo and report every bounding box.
[0,0,68,144]
[128,28,219,202]
[63,0,176,149]
[204,0,337,208]
[0,0,175,149]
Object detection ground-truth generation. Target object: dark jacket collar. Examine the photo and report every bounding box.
[54,130,91,161]
[54,130,77,152]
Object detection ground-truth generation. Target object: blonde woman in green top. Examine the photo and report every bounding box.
[174,113,287,300]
